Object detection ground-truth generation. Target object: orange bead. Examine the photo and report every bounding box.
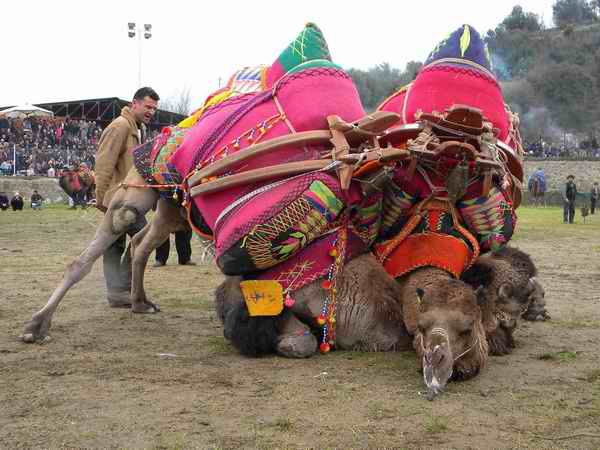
[319,343,331,353]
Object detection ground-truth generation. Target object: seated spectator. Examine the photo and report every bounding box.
[11,192,24,211]
[0,192,9,210]
[31,190,44,210]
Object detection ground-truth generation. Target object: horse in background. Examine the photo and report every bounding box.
[528,169,546,207]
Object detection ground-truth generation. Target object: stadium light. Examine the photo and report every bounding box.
[127,22,152,87]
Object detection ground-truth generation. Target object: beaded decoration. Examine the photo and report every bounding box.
[318,219,349,353]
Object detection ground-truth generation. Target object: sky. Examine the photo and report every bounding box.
[0,0,555,111]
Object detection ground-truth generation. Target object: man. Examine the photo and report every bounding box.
[562,175,578,224]
[30,190,44,210]
[0,191,9,210]
[154,230,196,267]
[95,87,159,307]
[591,182,599,215]
[10,192,24,211]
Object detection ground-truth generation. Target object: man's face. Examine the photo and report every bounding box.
[131,96,158,125]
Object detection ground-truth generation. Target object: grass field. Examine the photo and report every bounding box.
[1,205,599,449]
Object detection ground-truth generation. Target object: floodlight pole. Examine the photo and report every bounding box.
[13,143,16,176]
[128,22,152,88]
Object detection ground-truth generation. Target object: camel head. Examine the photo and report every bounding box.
[414,279,489,399]
[461,251,537,355]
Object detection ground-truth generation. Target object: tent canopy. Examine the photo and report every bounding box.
[0,104,54,119]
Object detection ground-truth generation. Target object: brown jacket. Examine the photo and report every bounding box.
[94,106,144,208]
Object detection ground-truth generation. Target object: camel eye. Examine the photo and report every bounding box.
[459,329,471,337]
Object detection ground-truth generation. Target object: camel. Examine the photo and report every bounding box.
[462,246,547,355]
[215,255,496,399]
[216,248,547,399]
[59,166,96,209]
[21,167,188,343]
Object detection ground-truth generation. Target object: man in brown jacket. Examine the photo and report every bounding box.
[95,87,159,307]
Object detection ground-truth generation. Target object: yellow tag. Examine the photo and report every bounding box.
[240,280,284,317]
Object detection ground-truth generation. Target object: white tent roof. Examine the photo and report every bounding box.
[0,104,54,118]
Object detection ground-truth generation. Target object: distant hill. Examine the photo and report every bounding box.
[348,4,600,145]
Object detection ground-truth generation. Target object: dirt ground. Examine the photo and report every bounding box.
[1,205,599,449]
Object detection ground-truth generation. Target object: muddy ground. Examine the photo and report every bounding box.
[1,205,599,449]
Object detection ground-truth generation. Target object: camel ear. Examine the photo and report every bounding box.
[475,285,487,306]
[498,283,513,300]
[415,288,425,304]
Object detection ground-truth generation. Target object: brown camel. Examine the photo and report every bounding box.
[216,255,495,399]
[462,246,544,355]
[59,168,96,208]
[215,253,413,358]
[21,168,189,343]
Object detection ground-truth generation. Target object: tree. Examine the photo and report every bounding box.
[527,62,599,133]
[553,0,596,28]
[349,61,422,111]
[501,5,544,32]
[160,86,193,116]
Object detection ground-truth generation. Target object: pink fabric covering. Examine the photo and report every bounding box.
[379,65,510,142]
[169,67,365,264]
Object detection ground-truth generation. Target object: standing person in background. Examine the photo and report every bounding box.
[154,230,196,267]
[591,182,599,215]
[562,175,578,224]
[94,87,159,307]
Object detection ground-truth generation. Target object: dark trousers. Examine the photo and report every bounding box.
[155,229,192,264]
[563,200,575,223]
[592,198,597,215]
[103,214,147,296]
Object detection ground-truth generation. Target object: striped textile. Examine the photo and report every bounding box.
[229,65,267,94]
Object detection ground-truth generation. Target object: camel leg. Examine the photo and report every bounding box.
[21,174,158,343]
[129,199,188,313]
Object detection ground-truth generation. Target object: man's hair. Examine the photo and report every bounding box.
[133,87,159,102]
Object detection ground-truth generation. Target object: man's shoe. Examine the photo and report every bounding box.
[179,261,197,266]
[107,290,132,308]
[153,261,166,267]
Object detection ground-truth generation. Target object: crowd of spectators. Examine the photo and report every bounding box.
[0,116,103,175]
[524,140,600,159]
[0,115,162,176]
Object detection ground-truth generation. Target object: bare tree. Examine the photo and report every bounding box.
[161,86,193,116]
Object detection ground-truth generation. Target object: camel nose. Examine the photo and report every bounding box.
[424,344,446,366]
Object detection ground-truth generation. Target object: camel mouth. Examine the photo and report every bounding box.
[422,350,452,399]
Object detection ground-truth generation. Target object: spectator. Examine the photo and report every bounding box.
[154,230,196,267]
[30,190,44,210]
[562,175,578,224]
[10,192,24,211]
[0,192,9,210]
[591,182,599,215]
